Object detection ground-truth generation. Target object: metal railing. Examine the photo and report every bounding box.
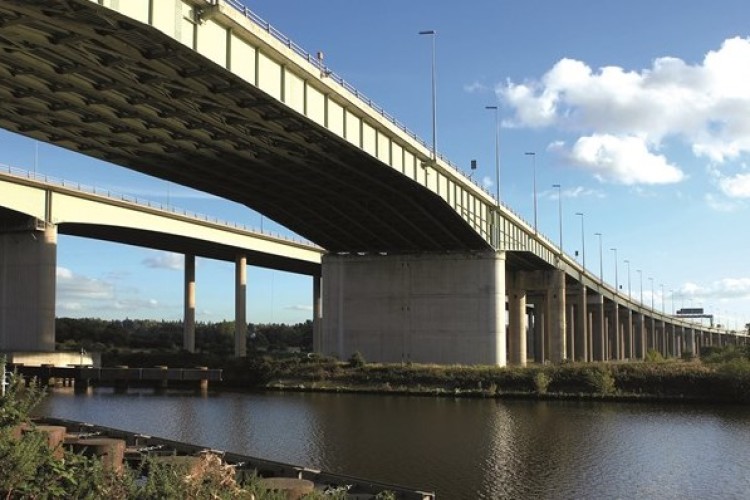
[214,0,499,200]
[0,163,319,248]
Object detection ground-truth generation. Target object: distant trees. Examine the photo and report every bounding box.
[55,318,313,355]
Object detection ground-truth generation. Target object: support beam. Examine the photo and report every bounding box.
[591,294,605,361]
[183,254,196,352]
[234,255,247,358]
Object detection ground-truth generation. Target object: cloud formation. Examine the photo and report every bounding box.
[677,278,750,300]
[142,251,183,270]
[499,37,750,187]
[57,266,159,316]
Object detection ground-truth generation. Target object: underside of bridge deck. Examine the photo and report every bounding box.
[0,0,490,253]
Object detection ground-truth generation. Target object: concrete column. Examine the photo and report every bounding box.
[321,251,507,365]
[611,302,621,360]
[575,285,588,362]
[566,302,575,361]
[634,312,645,360]
[508,286,527,366]
[549,269,566,363]
[183,254,196,353]
[0,222,57,352]
[624,308,633,360]
[591,294,605,361]
[312,274,323,354]
[234,255,247,358]
[533,302,545,364]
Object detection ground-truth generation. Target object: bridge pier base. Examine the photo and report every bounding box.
[0,221,57,352]
[321,251,507,366]
[507,273,527,367]
[183,254,196,353]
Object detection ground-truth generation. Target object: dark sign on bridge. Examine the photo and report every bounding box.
[677,308,704,315]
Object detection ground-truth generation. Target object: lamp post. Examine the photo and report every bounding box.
[594,232,603,283]
[660,284,665,314]
[418,30,437,162]
[611,248,618,293]
[485,106,500,205]
[624,259,631,299]
[552,184,562,253]
[575,212,585,270]
[637,269,643,304]
[670,289,675,315]
[525,152,537,233]
[649,277,654,309]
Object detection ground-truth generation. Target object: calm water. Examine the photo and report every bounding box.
[35,388,750,499]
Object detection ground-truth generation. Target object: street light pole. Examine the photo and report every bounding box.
[525,152,537,233]
[575,212,585,270]
[611,248,618,293]
[418,30,437,162]
[649,277,654,310]
[595,232,603,283]
[637,269,643,304]
[670,289,675,314]
[660,284,665,314]
[624,259,631,299]
[485,106,500,205]
[552,184,562,253]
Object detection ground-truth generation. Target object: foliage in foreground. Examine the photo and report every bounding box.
[0,369,383,499]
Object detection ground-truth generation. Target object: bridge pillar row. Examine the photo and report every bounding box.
[321,251,507,366]
[234,255,247,358]
[634,312,645,360]
[183,254,196,353]
[0,220,57,352]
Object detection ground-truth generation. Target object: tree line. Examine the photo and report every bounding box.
[55,317,312,355]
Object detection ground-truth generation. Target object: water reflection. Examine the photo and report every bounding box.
[35,389,750,499]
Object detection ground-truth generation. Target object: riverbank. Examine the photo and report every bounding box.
[101,346,750,404]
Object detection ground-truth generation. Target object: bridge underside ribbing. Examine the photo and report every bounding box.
[0,0,489,253]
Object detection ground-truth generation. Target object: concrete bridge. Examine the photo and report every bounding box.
[0,166,323,355]
[0,0,745,365]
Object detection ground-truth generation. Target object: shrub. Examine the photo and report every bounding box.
[645,349,664,363]
[585,367,616,395]
[533,371,551,395]
[348,351,366,369]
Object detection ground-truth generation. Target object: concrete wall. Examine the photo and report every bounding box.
[0,225,56,352]
[321,251,506,365]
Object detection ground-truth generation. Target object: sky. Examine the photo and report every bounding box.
[2,0,749,329]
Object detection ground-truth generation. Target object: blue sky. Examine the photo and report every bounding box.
[2,0,749,328]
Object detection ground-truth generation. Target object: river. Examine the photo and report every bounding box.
[35,388,750,499]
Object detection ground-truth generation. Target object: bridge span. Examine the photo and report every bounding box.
[0,0,745,364]
[0,166,323,355]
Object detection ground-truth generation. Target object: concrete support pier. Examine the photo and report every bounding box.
[321,252,507,366]
[234,255,247,358]
[313,275,323,354]
[0,220,57,352]
[507,272,527,366]
[575,285,588,362]
[548,269,566,363]
[183,254,196,353]
[591,295,605,361]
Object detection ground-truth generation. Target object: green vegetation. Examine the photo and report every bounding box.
[0,361,386,498]
[56,317,312,356]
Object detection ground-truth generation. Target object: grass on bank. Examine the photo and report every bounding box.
[100,345,750,403]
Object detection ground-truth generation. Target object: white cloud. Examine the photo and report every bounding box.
[57,266,114,300]
[481,176,494,190]
[704,193,738,212]
[463,81,488,94]
[284,304,313,312]
[551,134,684,185]
[499,37,750,184]
[718,172,750,198]
[677,278,750,300]
[142,251,183,270]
